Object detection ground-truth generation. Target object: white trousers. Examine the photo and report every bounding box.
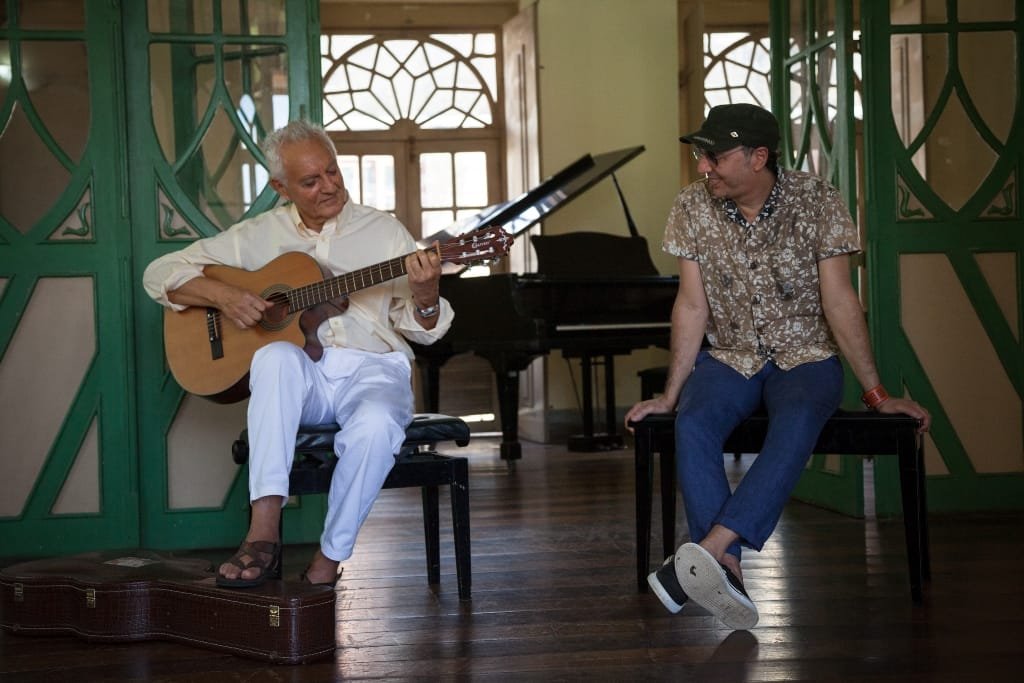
[246,342,413,561]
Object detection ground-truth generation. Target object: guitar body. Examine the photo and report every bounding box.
[163,251,331,403]
[160,226,514,402]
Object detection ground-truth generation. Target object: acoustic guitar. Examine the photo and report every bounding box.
[163,225,512,403]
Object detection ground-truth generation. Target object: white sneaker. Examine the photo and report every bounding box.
[675,542,758,630]
[647,555,689,614]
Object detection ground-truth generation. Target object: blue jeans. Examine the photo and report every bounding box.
[675,350,844,562]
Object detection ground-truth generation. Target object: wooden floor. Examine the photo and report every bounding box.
[2,436,1023,681]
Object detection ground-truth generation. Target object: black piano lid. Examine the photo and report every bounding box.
[421,145,645,245]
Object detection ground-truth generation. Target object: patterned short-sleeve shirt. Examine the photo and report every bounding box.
[662,168,860,378]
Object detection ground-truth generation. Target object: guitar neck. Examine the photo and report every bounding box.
[287,254,411,311]
[276,225,512,312]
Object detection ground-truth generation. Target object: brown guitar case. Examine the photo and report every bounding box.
[0,550,336,664]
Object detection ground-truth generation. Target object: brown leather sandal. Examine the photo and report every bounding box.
[216,540,282,588]
[301,565,343,587]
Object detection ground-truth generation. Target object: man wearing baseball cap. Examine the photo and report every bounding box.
[679,102,780,153]
[626,103,930,630]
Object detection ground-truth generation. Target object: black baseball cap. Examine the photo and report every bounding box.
[680,103,780,152]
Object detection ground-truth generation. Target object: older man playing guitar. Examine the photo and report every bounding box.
[145,120,485,588]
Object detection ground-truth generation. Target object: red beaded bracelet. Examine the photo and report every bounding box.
[861,384,890,409]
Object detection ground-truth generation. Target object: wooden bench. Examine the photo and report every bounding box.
[630,410,930,603]
[232,413,472,600]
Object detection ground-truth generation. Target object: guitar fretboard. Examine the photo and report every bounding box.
[286,255,409,311]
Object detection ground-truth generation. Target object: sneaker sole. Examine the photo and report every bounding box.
[675,543,758,630]
[647,570,685,614]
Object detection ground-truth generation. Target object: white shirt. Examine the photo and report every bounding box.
[143,201,453,358]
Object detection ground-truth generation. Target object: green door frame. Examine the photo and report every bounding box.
[771,0,866,517]
[125,0,325,550]
[0,0,325,559]
[0,1,137,555]
[862,0,1024,514]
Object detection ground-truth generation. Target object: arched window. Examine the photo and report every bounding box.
[321,32,502,241]
[703,28,863,178]
[704,31,772,111]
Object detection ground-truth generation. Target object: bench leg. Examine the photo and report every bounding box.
[897,431,929,603]
[450,458,472,601]
[421,485,441,585]
[917,437,932,581]
[659,439,677,560]
[635,424,654,593]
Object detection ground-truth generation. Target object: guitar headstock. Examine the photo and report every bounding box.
[438,226,514,266]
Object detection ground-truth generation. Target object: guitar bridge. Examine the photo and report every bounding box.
[205,308,224,360]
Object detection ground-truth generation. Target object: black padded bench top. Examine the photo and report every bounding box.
[235,413,471,459]
[635,409,922,455]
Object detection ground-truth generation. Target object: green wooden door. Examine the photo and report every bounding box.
[0,0,322,559]
[771,0,867,516]
[125,0,325,550]
[862,0,1024,514]
[0,1,137,555]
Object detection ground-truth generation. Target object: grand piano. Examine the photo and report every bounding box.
[414,146,678,463]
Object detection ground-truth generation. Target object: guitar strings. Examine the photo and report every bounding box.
[244,228,504,315]
[285,256,408,312]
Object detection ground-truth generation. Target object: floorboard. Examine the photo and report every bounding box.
[2,437,1022,681]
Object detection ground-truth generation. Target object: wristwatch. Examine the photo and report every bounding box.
[415,302,440,318]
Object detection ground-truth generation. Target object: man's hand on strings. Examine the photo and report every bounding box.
[406,242,442,305]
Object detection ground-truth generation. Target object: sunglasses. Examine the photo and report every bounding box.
[691,147,746,166]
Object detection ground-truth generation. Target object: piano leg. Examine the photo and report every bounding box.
[579,355,596,443]
[567,353,625,452]
[494,369,523,464]
[415,349,525,466]
[604,352,620,443]
[418,359,442,413]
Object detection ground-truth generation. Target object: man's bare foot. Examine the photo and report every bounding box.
[301,548,341,586]
[217,496,284,584]
[216,540,282,587]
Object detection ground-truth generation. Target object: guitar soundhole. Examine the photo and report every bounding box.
[260,291,293,331]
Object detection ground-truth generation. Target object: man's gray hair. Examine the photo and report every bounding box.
[262,120,338,181]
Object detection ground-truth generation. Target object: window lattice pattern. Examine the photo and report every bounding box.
[704,31,772,113]
[704,30,863,121]
[321,34,498,131]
